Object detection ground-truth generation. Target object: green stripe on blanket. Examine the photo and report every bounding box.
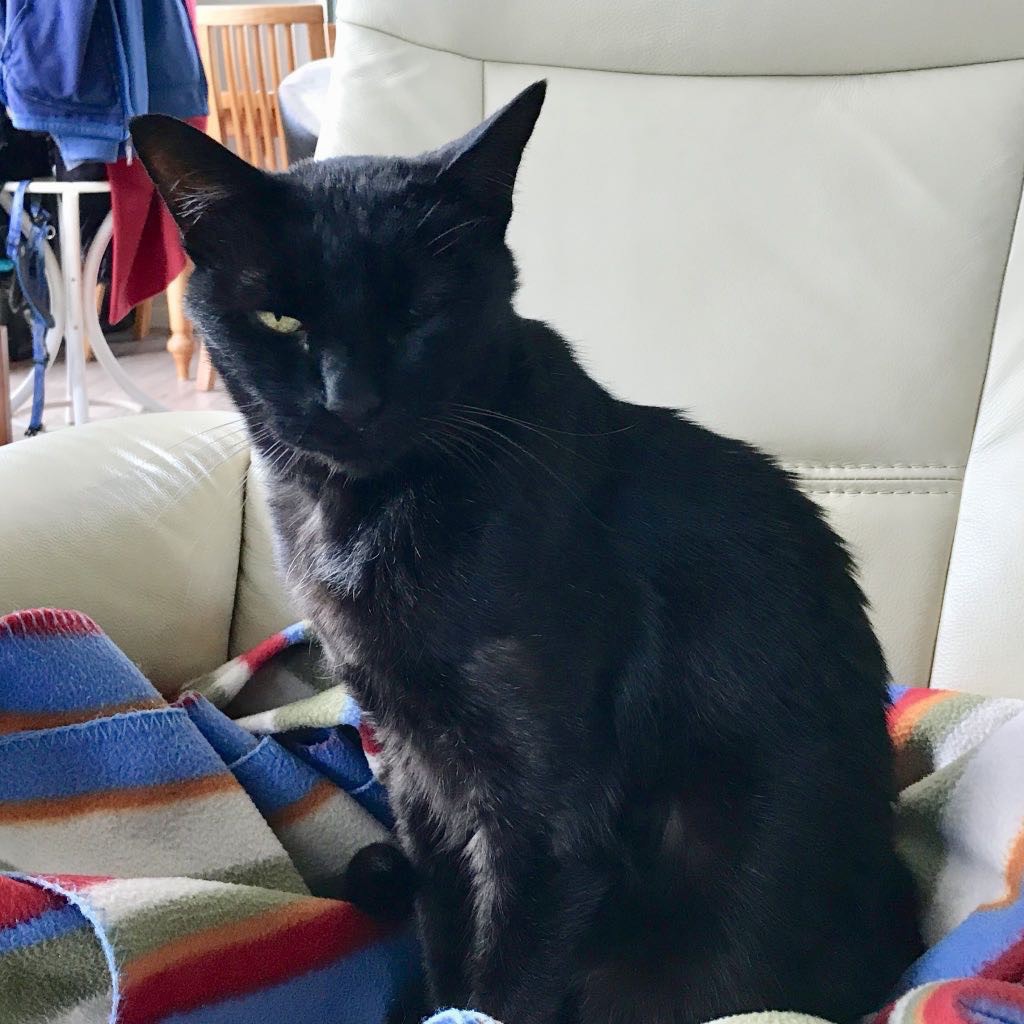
[106,885,310,964]
[0,927,111,1023]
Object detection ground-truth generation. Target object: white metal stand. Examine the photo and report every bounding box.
[2,179,166,428]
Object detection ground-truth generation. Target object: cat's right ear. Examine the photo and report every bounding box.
[130,116,273,267]
[434,80,546,225]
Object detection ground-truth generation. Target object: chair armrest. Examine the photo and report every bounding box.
[0,411,291,691]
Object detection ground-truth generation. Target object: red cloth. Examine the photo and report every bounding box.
[105,0,206,323]
[105,115,205,324]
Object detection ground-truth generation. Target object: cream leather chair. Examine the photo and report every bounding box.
[2,0,1023,698]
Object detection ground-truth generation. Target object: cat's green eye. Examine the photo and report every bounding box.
[254,311,304,335]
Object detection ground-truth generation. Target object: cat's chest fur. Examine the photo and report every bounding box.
[264,463,543,849]
[267,472,418,667]
[266,463,504,732]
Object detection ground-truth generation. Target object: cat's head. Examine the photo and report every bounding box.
[131,81,546,478]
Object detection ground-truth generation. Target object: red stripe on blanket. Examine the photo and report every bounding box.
[37,875,115,890]
[0,876,64,927]
[921,977,1024,1022]
[886,688,956,746]
[239,630,293,674]
[359,723,381,756]
[980,932,1024,985]
[0,609,102,638]
[118,899,392,1024]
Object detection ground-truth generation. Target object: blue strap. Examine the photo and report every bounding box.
[6,181,50,435]
[4,181,27,261]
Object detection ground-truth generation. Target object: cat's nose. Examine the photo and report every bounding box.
[328,388,381,427]
[321,358,381,427]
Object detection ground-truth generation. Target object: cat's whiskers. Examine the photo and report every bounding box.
[449,403,622,473]
[422,420,490,475]
[428,217,487,257]
[413,199,443,233]
[423,429,492,484]
[452,402,636,440]
[424,418,523,493]
[438,412,611,529]
[163,415,248,454]
[451,403,586,465]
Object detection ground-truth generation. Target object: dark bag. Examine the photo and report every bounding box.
[0,109,51,182]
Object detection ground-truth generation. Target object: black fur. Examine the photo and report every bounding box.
[323,841,419,923]
[132,83,919,1024]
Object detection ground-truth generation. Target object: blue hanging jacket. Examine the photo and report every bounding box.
[0,0,208,167]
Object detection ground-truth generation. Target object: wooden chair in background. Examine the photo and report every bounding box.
[168,4,332,388]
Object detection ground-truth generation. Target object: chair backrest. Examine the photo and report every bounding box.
[319,0,1024,697]
[196,4,330,170]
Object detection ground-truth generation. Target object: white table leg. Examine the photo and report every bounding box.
[58,193,89,425]
[82,215,166,413]
[5,181,168,422]
[0,325,12,445]
[65,353,74,424]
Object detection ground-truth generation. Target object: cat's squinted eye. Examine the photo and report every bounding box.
[254,311,304,335]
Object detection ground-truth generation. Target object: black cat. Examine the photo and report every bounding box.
[132,82,919,1024]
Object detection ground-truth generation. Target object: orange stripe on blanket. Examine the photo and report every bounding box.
[978,823,1024,912]
[267,778,337,829]
[887,688,958,747]
[0,772,238,822]
[0,697,165,735]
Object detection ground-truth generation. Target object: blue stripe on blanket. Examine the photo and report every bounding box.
[0,902,89,950]
[184,694,340,817]
[0,709,228,801]
[282,730,393,827]
[182,694,259,763]
[159,932,419,1024]
[229,736,329,816]
[0,632,155,711]
[898,895,1024,991]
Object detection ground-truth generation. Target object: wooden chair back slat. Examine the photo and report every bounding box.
[196,4,332,171]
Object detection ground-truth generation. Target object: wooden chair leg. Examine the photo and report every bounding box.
[195,342,217,392]
[0,326,12,446]
[166,265,195,380]
[132,297,153,340]
[85,284,105,362]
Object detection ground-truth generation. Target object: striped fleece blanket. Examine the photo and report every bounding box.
[2,610,1024,1023]
[0,609,416,1023]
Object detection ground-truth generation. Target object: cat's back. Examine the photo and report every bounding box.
[600,399,889,728]
[589,403,916,1021]
[607,402,862,612]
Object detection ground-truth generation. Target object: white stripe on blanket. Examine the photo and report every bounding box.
[927,711,1024,941]
[51,993,115,1024]
[0,792,294,881]
[934,697,1023,768]
[83,875,248,923]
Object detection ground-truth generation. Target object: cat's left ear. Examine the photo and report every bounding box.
[130,115,274,268]
[435,80,546,223]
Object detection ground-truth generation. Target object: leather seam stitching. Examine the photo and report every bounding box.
[780,463,961,471]
[799,477,960,483]
[797,488,956,495]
